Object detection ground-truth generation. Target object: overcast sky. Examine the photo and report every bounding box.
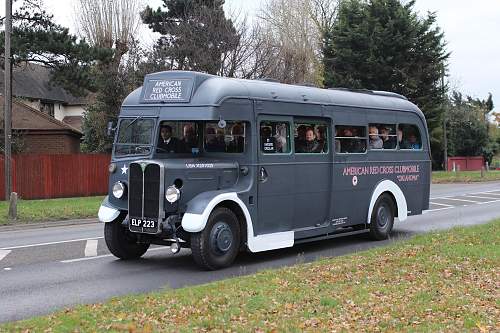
[3,0,499,112]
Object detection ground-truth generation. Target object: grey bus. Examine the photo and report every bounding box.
[99,71,431,270]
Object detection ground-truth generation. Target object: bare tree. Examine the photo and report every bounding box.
[254,0,325,85]
[310,0,339,36]
[74,0,143,69]
[218,13,281,79]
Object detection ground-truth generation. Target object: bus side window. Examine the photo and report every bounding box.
[398,124,422,150]
[260,121,290,154]
[335,125,367,153]
[294,122,328,154]
[369,124,397,150]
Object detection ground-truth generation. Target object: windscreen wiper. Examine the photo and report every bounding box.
[122,116,143,132]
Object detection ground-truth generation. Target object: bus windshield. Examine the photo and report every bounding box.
[157,121,246,154]
[114,117,155,157]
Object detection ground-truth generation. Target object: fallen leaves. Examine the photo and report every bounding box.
[3,222,499,332]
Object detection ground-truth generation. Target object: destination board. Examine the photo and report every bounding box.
[142,78,193,103]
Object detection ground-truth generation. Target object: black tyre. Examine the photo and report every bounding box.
[104,218,150,259]
[369,193,395,240]
[191,207,241,270]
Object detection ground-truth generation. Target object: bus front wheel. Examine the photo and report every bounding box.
[191,207,241,270]
[104,218,150,259]
[369,194,395,240]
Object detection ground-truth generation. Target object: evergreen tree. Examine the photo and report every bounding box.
[323,0,449,167]
[0,0,111,96]
[141,0,239,74]
[80,48,144,153]
[446,91,498,164]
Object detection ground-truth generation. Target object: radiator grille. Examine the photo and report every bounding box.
[144,164,160,218]
[128,163,143,217]
[128,162,161,219]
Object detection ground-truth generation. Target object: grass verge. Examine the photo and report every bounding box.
[432,170,500,183]
[0,196,103,226]
[2,220,499,332]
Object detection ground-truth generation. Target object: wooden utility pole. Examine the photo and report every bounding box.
[441,65,448,171]
[4,0,13,200]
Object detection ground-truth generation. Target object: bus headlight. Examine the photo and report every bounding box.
[165,185,181,203]
[112,181,126,199]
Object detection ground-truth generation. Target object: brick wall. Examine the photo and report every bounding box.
[22,131,81,154]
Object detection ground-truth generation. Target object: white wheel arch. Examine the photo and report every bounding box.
[182,192,294,253]
[367,180,407,224]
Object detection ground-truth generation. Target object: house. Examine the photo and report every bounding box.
[0,63,94,153]
[0,62,91,132]
[0,95,82,154]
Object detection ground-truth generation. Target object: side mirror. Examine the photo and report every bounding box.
[107,121,116,137]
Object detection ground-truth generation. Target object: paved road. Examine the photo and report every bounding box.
[1,182,500,323]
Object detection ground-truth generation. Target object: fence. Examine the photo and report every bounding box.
[0,154,111,200]
[447,156,484,172]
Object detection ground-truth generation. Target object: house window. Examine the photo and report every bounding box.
[41,102,55,117]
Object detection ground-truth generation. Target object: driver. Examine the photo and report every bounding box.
[157,124,183,153]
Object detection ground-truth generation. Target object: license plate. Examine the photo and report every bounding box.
[129,217,158,234]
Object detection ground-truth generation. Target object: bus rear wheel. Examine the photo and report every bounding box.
[191,207,241,270]
[369,194,395,240]
[104,218,150,259]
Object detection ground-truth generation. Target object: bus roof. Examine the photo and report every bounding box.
[123,71,422,114]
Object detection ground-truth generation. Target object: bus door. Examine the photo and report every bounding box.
[256,116,295,235]
[292,117,333,236]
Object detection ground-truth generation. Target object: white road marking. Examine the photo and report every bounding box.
[423,207,454,214]
[471,190,500,195]
[61,246,173,263]
[4,267,12,271]
[0,249,11,261]
[0,237,104,251]
[429,202,454,207]
[436,197,482,203]
[462,195,500,200]
[61,254,114,263]
[84,239,98,257]
[471,192,500,198]
[477,199,500,205]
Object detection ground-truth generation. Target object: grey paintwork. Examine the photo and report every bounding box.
[107,70,431,243]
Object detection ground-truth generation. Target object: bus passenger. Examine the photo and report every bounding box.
[397,128,406,149]
[205,127,225,152]
[380,126,395,149]
[181,124,197,152]
[341,127,364,153]
[369,126,383,149]
[315,126,327,153]
[158,124,183,153]
[295,125,307,152]
[227,123,245,153]
[295,127,317,153]
[274,123,288,153]
[406,132,421,149]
